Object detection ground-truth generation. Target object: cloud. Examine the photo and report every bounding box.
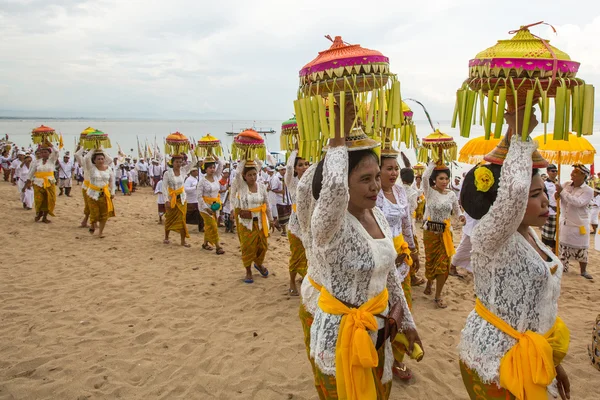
[0,0,599,120]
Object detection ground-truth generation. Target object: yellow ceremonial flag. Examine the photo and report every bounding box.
[59,133,64,149]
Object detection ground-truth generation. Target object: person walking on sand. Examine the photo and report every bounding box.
[163,153,196,247]
[198,156,226,255]
[83,148,116,238]
[25,142,59,223]
[541,164,559,251]
[58,153,74,197]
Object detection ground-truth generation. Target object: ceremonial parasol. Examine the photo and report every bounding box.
[459,136,503,164]
[31,125,59,144]
[231,129,267,164]
[413,163,426,176]
[165,132,190,156]
[79,127,96,146]
[280,116,299,152]
[453,21,595,142]
[418,130,458,165]
[294,35,407,161]
[82,129,111,150]
[196,134,223,161]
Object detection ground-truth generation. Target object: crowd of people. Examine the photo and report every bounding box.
[1,107,598,399]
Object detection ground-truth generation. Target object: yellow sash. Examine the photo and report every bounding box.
[308,276,322,291]
[292,203,297,213]
[83,179,90,189]
[34,171,54,188]
[203,196,222,210]
[393,235,413,267]
[88,182,114,213]
[246,203,269,237]
[475,298,570,400]
[168,186,185,209]
[318,286,388,400]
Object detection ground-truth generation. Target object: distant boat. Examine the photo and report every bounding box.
[226,128,276,136]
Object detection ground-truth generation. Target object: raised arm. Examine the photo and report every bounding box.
[109,168,116,196]
[83,149,94,172]
[422,162,435,198]
[284,150,297,187]
[74,146,85,169]
[560,186,594,208]
[48,146,59,163]
[471,137,536,253]
[311,146,349,246]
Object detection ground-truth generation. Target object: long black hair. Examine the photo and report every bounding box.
[429,167,451,187]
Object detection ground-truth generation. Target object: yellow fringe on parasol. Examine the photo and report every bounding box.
[231,129,267,162]
[534,132,596,164]
[165,132,190,156]
[418,130,457,164]
[280,117,299,152]
[196,134,223,159]
[31,125,59,145]
[79,127,96,146]
[459,136,503,164]
[82,130,112,150]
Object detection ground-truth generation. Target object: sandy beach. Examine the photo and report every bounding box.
[0,182,598,400]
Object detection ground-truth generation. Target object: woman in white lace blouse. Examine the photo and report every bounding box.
[83,149,115,238]
[162,153,196,247]
[231,160,274,283]
[422,162,464,308]
[308,104,422,399]
[458,111,570,400]
[284,149,310,296]
[26,143,59,223]
[198,157,225,254]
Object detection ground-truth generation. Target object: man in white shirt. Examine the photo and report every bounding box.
[149,159,164,190]
[58,153,74,196]
[273,165,290,235]
[184,167,202,231]
[10,151,25,186]
[541,164,559,251]
[450,176,462,197]
[556,163,594,279]
[136,158,149,186]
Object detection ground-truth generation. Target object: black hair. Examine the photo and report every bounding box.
[201,162,215,174]
[461,164,540,220]
[400,168,414,185]
[91,152,105,164]
[429,167,451,187]
[242,166,257,181]
[312,149,378,200]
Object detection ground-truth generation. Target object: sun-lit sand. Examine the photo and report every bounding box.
[0,182,597,399]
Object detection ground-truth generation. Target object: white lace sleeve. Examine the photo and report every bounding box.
[230,161,246,207]
[285,150,297,187]
[109,168,116,195]
[75,147,84,168]
[296,163,317,239]
[83,149,94,172]
[422,162,435,198]
[387,267,416,330]
[471,138,537,254]
[49,147,59,164]
[451,192,462,220]
[401,206,415,249]
[312,146,349,246]
[27,160,37,181]
[262,184,273,221]
[214,158,224,180]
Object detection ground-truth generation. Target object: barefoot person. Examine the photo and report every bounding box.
[284,149,309,296]
[308,105,422,399]
[84,149,115,238]
[541,164,559,251]
[422,161,464,308]
[376,146,419,381]
[163,154,194,247]
[18,154,34,210]
[459,110,571,400]
[74,146,92,228]
[556,163,594,280]
[26,142,59,223]
[231,160,274,283]
[198,156,225,254]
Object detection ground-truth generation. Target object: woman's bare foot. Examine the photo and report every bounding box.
[424,281,433,295]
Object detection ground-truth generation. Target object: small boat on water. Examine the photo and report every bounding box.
[226,128,276,135]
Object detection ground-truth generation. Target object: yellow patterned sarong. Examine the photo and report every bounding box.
[201,211,219,246]
[423,229,451,281]
[33,182,56,216]
[88,196,115,224]
[165,200,189,238]
[287,231,307,277]
[237,219,268,268]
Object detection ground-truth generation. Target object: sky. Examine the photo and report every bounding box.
[0,0,599,121]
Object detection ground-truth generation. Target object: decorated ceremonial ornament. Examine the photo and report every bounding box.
[534,132,596,165]
[31,125,59,145]
[418,130,458,166]
[79,127,96,146]
[231,129,267,162]
[280,116,299,152]
[413,163,426,176]
[294,35,407,162]
[82,129,111,150]
[165,132,190,156]
[453,21,595,142]
[380,135,400,158]
[196,134,223,161]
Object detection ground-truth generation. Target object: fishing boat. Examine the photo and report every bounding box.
[225,127,276,135]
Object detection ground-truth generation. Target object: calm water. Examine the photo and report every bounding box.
[1,118,599,176]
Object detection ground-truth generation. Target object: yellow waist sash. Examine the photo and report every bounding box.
[393,235,413,267]
[246,203,269,237]
[168,186,185,209]
[318,286,388,400]
[428,218,455,258]
[88,182,114,213]
[308,276,322,292]
[203,196,222,209]
[83,179,90,189]
[34,171,54,188]
[475,298,569,400]
[292,203,297,213]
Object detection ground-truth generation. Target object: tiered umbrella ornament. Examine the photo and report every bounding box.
[231,129,267,163]
[82,129,111,150]
[280,116,299,152]
[79,127,96,146]
[418,130,458,165]
[31,125,59,144]
[453,21,595,142]
[294,35,410,161]
[165,132,190,156]
[196,134,223,160]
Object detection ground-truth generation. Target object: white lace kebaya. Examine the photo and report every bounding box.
[458,138,563,387]
[230,160,272,232]
[309,146,415,382]
[284,150,302,238]
[422,162,462,223]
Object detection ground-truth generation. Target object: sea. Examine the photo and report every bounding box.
[1,118,599,176]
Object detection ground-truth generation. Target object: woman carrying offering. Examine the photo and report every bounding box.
[163,153,195,247]
[422,161,464,308]
[74,146,91,228]
[376,148,419,381]
[231,160,274,283]
[458,111,570,400]
[284,149,310,296]
[309,102,422,400]
[198,156,225,254]
[83,149,115,238]
[26,142,59,223]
